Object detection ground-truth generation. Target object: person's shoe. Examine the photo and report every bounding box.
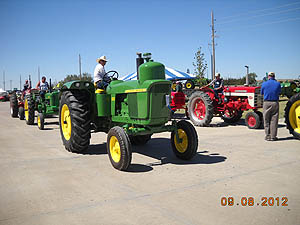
[270,137,279,141]
[265,135,271,141]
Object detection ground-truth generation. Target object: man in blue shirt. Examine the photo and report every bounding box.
[261,72,281,141]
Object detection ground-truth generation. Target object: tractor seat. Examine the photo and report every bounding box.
[94,82,105,94]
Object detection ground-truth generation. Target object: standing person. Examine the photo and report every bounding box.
[36,76,49,99]
[261,72,281,141]
[94,56,109,89]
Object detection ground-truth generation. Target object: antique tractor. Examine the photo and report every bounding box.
[285,92,300,140]
[281,81,300,98]
[58,53,198,171]
[10,90,25,120]
[172,86,264,129]
[24,81,60,130]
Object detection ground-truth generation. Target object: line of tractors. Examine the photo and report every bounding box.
[9,53,300,171]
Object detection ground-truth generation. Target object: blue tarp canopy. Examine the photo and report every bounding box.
[121,67,196,81]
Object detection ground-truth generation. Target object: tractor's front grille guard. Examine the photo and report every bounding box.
[254,87,263,108]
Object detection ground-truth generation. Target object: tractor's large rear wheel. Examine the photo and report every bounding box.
[188,91,214,126]
[19,107,25,120]
[285,93,300,139]
[59,91,91,153]
[171,120,198,160]
[10,92,18,118]
[25,94,35,125]
[221,108,243,124]
[107,126,132,171]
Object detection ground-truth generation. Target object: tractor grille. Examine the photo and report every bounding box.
[254,87,263,107]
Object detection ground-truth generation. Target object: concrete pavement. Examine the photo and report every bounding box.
[0,101,299,225]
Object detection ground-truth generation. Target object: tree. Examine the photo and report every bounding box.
[59,72,93,84]
[193,47,208,79]
[247,72,257,84]
[193,47,208,86]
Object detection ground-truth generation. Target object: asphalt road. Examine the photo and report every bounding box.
[0,101,299,225]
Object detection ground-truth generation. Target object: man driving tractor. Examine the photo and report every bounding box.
[94,56,110,89]
[36,76,49,99]
[204,72,224,103]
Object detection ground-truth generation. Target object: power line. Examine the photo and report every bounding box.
[218,1,300,21]
[220,16,300,32]
[217,6,300,25]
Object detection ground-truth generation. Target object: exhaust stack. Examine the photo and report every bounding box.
[136,52,144,80]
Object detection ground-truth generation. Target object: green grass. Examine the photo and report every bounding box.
[241,97,288,119]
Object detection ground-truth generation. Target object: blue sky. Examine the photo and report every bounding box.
[1,0,300,89]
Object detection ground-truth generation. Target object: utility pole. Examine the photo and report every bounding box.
[79,54,82,80]
[3,71,5,91]
[38,66,40,82]
[10,80,12,90]
[211,11,216,80]
[20,75,22,90]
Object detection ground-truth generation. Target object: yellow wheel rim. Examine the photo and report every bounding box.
[61,104,71,140]
[289,100,300,133]
[38,116,41,128]
[24,99,28,121]
[174,129,188,153]
[186,83,192,89]
[109,136,121,163]
[172,83,177,91]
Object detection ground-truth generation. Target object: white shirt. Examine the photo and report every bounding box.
[40,81,49,91]
[94,64,106,83]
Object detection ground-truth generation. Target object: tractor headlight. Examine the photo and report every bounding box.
[84,82,90,87]
[74,82,80,88]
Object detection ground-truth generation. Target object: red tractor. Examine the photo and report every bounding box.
[171,86,264,129]
[10,90,31,120]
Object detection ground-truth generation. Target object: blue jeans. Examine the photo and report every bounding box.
[213,89,223,99]
[97,80,109,89]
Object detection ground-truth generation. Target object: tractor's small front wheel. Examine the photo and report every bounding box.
[185,80,195,89]
[245,111,261,129]
[107,127,132,171]
[171,120,198,160]
[37,113,45,130]
[25,94,35,125]
[19,107,25,120]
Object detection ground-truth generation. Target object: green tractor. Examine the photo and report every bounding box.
[281,80,300,98]
[285,92,300,140]
[58,53,198,171]
[24,81,60,130]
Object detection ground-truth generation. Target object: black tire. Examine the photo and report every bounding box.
[245,111,261,129]
[188,91,214,126]
[37,113,44,130]
[130,134,152,145]
[19,107,25,120]
[10,92,18,118]
[221,109,243,124]
[107,126,132,171]
[25,94,35,125]
[171,120,198,160]
[284,93,300,139]
[59,91,91,153]
[256,111,264,128]
[185,80,195,89]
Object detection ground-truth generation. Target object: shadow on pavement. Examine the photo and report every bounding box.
[133,138,227,166]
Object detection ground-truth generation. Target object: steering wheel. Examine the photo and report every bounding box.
[105,70,119,80]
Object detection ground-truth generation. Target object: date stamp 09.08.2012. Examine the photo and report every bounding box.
[220,196,288,207]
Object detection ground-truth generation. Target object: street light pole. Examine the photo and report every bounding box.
[245,65,249,86]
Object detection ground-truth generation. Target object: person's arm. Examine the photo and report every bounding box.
[261,83,264,95]
[36,81,40,90]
